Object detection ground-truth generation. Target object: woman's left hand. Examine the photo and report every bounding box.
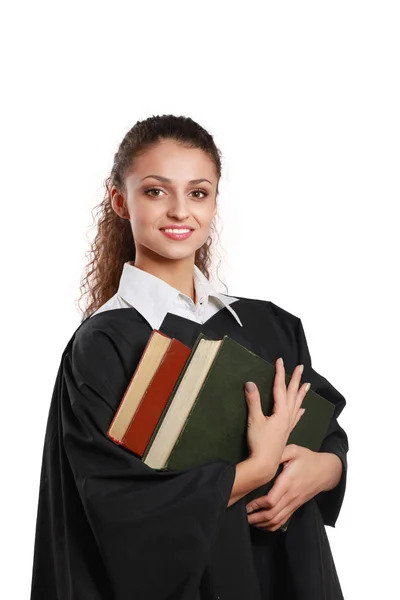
[246,445,342,532]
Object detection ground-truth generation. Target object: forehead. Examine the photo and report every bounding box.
[126,139,217,181]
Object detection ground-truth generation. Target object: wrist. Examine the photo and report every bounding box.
[246,456,275,488]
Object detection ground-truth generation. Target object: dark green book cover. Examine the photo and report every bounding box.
[161,334,334,521]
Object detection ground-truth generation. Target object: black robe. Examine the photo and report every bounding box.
[30,297,348,599]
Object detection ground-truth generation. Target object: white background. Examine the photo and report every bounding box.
[1,1,399,598]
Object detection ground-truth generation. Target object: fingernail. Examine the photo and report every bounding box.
[245,382,255,392]
[279,357,284,366]
[246,506,254,514]
[305,383,311,393]
[299,364,304,374]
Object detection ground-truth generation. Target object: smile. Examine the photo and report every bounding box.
[160,229,194,240]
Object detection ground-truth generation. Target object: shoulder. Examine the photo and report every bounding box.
[89,293,128,319]
[220,295,304,368]
[62,310,151,416]
[70,308,150,370]
[68,311,121,379]
[223,294,301,328]
[73,309,119,348]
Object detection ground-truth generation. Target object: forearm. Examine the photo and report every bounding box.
[315,443,348,527]
[228,458,272,508]
[295,317,349,526]
[317,452,343,493]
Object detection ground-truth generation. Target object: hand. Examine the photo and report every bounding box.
[244,359,309,481]
[245,444,339,532]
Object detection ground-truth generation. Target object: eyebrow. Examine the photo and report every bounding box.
[140,175,212,185]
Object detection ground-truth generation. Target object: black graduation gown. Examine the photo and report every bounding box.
[30,297,348,600]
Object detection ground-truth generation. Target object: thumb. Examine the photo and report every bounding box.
[281,443,299,463]
[244,382,264,420]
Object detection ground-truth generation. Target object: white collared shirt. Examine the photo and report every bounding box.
[89,261,243,330]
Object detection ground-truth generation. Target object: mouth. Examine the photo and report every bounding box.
[159,227,194,241]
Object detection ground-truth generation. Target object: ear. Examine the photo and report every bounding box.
[111,188,129,220]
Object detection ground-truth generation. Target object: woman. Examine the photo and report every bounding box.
[30,114,348,599]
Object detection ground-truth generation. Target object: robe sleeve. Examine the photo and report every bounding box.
[62,327,236,599]
[295,318,349,527]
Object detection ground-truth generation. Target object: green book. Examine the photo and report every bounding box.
[142,333,334,526]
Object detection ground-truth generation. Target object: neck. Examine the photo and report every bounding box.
[132,254,196,303]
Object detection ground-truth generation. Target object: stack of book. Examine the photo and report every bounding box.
[107,331,335,511]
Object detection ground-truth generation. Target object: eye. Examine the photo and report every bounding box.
[190,189,208,200]
[144,187,208,200]
[144,187,164,198]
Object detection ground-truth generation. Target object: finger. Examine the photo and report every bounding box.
[263,471,291,507]
[291,407,306,431]
[244,381,264,421]
[286,367,306,418]
[271,357,287,415]
[283,366,302,422]
[287,364,304,400]
[246,470,289,518]
[246,494,273,514]
[256,502,297,531]
[246,470,290,513]
[248,490,292,525]
[289,381,310,429]
[263,504,297,532]
[287,366,307,417]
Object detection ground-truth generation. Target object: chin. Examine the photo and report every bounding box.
[157,248,197,262]
[139,242,196,263]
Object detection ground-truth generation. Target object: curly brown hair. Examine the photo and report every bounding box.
[76,114,228,322]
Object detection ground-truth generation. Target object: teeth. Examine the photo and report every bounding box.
[163,229,191,233]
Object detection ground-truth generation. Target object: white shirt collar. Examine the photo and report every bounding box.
[116,261,243,330]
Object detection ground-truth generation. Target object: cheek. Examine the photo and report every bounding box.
[193,204,216,223]
[130,205,161,235]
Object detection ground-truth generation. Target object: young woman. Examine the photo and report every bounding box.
[30,114,348,600]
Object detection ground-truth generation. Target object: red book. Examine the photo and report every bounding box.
[107,330,191,456]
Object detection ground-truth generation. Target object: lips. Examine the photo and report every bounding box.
[159,226,194,231]
[160,228,194,241]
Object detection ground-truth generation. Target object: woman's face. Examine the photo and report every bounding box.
[111,138,218,264]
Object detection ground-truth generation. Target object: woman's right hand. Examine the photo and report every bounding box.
[244,358,309,480]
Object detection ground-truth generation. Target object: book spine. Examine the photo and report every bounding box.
[107,330,162,442]
[142,333,211,463]
[165,337,227,469]
[121,340,191,456]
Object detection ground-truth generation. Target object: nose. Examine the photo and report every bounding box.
[166,193,191,220]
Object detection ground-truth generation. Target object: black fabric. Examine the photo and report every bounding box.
[30,297,348,599]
